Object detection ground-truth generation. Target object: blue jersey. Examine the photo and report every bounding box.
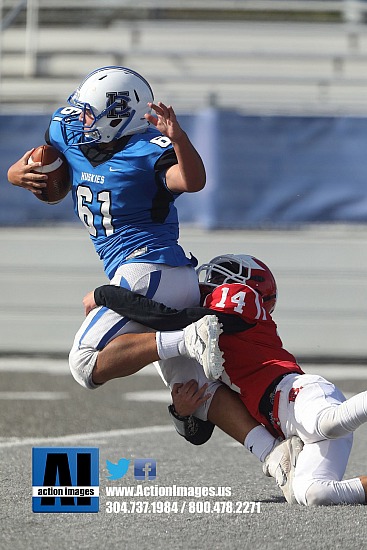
[47,107,195,278]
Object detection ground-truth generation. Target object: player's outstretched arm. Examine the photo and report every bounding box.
[90,284,254,333]
[92,284,203,330]
[7,149,47,195]
[145,101,206,193]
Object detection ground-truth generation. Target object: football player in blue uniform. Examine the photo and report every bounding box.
[8,65,209,387]
[8,67,297,492]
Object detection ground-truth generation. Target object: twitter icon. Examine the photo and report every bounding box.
[106,458,131,480]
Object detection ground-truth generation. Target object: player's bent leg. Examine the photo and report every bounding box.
[69,344,100,389]
[69,302,152,389]
[69,262,200,390]
[317,391,367,439]
[69,331,158,388]
[292,436,354,505]
[302,477,366,506]
[92,333,159,384]
[209,385,304,497]
[207,384,259,443]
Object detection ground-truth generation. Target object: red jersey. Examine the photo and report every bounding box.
[203,283,304,432]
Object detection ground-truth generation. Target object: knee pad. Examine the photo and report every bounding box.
[69,346,99,390]
[303,481,337,506]
[295,479,348,506]
[293,479,327,506]
[292,476,313,506]
[317,406,346,439]
[317,396,367,439]
[168,405,215,445]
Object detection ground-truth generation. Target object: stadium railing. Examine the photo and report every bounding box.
[2,1,367,115]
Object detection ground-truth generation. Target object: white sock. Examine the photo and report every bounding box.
[156,330,185,360]
[244,425,277,462]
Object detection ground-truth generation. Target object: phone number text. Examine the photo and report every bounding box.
[106,500,261,514]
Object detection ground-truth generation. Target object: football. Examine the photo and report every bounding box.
[28,145,71,204]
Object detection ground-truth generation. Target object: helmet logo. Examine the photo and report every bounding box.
[105,91,131,119]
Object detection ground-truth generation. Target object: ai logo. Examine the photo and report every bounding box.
[32,447,99,513]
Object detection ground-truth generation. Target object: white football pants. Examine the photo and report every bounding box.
[276,373,366,506]
[69,263,220,420]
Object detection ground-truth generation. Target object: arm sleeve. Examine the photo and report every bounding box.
[94,285,254,333]
[154,149,178,172]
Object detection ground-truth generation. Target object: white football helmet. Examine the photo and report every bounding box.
[61,66,154,145]
[197,254,278,313]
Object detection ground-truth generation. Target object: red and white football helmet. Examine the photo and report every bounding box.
[197,254,278,313]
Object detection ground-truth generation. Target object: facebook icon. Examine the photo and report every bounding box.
[134,459,157,480]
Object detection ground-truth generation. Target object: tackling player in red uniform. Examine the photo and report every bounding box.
[85,253,367,506]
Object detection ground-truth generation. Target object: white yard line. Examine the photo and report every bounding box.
[0,358,158,376]
[0,391,69,400]
[2,358,367,380]
[0,425,173,449]
[124,390,170,402]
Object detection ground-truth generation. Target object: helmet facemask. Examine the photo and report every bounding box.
[197,257,252,288]
[197,254,277,314]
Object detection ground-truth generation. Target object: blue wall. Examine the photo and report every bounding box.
[1,110,367,227]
